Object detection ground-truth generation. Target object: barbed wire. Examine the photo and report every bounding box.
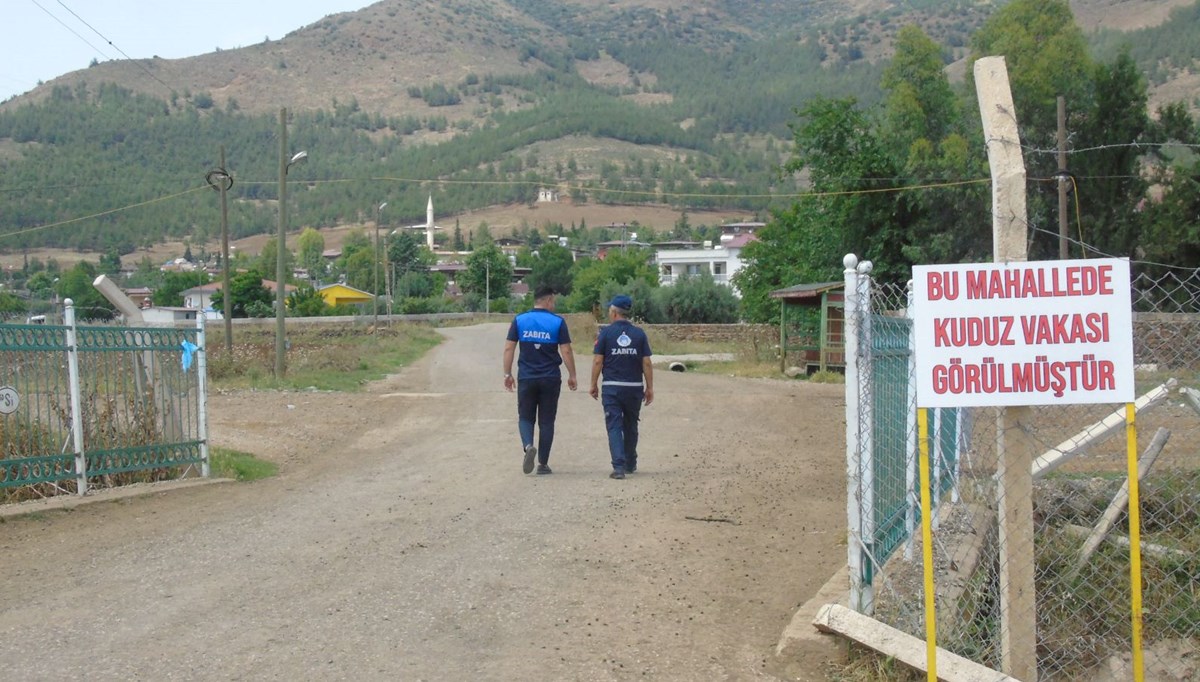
[1020,140,1200,156]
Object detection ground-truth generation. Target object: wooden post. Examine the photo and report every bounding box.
[1057,96,1069,260]
[975,55,1037,681]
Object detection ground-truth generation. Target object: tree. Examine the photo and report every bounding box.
[562,248,658,313]
[880,25,957,154]
[257,237,294,285]
[526,241,575,295]
[460,245,512,306]
[787,98,906,282]
[734,202,841,323]
[342,248,377,293]
[56,261,115,320]
[296,228,326,280]
[968,0,1091,141]
[98,247,122,276]
[1072,49,1151,258]
[210,270,271,318]
[387,232,437,300]
[0,291,28,319]
[287,286,330,317]
[1139,159,1200,268]
[969,0,1093,258]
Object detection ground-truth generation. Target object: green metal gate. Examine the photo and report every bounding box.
[0,303,208,500]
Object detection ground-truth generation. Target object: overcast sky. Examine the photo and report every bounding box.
[2,0,376,102]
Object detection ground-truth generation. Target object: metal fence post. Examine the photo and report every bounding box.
[905,280,918,559]
[196,315,210,478]
[64,299,87,495]
[844,254,865,612]
[857,258,876,614]
[844,253,877,614]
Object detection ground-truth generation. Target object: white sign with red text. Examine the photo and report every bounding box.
[912,258,1134,408]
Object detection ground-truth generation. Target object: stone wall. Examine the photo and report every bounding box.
[642,323,777,346]
[1133,313,1200,369]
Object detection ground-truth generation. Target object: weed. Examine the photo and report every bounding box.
[210,447,277,481]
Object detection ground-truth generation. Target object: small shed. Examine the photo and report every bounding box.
[769,281,845,374]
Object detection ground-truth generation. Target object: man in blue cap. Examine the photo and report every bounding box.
[504,285,578,475]
[589,294,654,479]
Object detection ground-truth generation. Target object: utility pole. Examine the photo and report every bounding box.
[275,108,288,378]
[205,146,234,354]
[218,146,233,353]
[1057,96,1069,260]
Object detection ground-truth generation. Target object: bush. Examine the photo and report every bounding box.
[656,274,740,323]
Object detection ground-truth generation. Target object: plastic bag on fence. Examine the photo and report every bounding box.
[181,340,198,372]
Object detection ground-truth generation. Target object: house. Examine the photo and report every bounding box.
[179,281,222,311]
[180,279,296,313]
[122,287,153,308]
[655,232,756,296]
[494,237,524,257]
[317,283,373,308]
[595,239,651,259]
[537,188,559,203]
[160,258,200,273]
[720,221,765,239]
[140,307,200,326]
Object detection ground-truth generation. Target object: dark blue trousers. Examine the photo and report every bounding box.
[601,386,643,472]
[517,377,561,465]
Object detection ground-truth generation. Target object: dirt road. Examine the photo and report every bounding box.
[0,323,846,681]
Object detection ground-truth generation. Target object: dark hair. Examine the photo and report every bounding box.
[534,285,556,299]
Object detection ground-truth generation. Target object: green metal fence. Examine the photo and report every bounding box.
[845,260,962,613]
[0,302,208,500]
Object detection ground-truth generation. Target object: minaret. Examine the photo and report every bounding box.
[426,195,435,251]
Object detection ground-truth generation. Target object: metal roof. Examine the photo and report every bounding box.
[768,281,844,300]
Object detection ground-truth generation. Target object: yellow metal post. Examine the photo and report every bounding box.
[1126,403,1145,681]
[918,408,937,682]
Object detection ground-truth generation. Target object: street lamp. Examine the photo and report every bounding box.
[375,201,387,327]
[275,106,307,379]
[204,146,234,354]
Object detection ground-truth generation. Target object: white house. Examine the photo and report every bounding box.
[179,281,222,311]
[139,307,200,326]
[655,232,756,296]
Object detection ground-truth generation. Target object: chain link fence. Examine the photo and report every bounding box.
[846,260,1200,679]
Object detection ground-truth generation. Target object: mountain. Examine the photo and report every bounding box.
[0,0,1197,257]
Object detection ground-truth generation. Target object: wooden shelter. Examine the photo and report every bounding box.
[769,281,846,374]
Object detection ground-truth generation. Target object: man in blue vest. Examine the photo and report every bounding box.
[503,286,578,475]
[589,294,654,479]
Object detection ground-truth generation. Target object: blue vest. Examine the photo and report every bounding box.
[507,308,571,379]
[593,320,652,385]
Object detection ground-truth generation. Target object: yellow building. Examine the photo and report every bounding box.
[317,283,373,308]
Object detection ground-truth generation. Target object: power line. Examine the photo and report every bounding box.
[50,0,176,95]
[29,0,112,62]
[0,185,209,241]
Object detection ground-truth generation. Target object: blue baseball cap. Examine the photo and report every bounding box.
[607,294,632,311]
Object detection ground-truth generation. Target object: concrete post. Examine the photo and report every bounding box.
[975,55,1037,681]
